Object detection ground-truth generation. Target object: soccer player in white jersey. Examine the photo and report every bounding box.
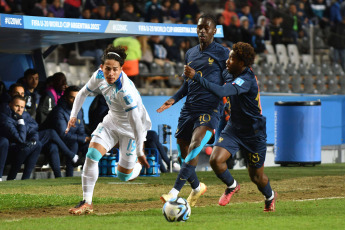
[67,45,152,215]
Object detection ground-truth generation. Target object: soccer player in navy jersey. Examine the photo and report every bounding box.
[184,42,277,212]
[157,14,232,207]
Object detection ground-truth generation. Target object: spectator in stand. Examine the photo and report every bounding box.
[227,15,242,44]
[0,136,8,181]
[108,1,121,20]
[48,0,64,18]
[164,36,182,63]
[328,16,345,71]
[269,14,284,48]
[91,2,108,20]
[261,0,277,21]
[30,0,48,17]
[21,0,37,15]
[222,0,240,27]
[162,0,172,23]
[215,13,233,48]
[281,3,303,45]
[257,15,270,41]
[113,36,142,86]
[0,95,42,180]
[36,72,68,125]
[310,0,328,27]
[341,1,345,18]
[297,1,310,26]
[43,86,90,177]
[145,0,163,23]
[78,39,106,68]
[64,0,82,18]
[138,36,154,66]
[237,4,254,29]
[239,16,252,44]
[20,69,41,119]
[81,7,91,19]
[120,2,139,22]
[170,1,181,23]
[252,26,267,54]
[149,35,169,67]
[1,0,19,13]
[180,0,200,24]
[328,0,343,26]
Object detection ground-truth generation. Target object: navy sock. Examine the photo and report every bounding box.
[187,170,200,189]
[258,180,273,199]
[173,163,195,191]
[216,170,235,187]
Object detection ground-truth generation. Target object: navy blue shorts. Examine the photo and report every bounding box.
[215,123,267,168]
[175,110,220,141]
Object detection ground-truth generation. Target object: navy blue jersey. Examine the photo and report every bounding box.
[171,41,231,113]
[193,67,266,135]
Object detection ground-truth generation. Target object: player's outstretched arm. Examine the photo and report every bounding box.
[65,117,77,134]
[157,98,175,113]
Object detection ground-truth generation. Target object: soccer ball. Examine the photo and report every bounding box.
[162,197,191,222]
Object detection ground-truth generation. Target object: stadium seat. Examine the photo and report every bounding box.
[150,62,162,75]
[45,62,60,76]
[285,63,296,76]
[163,62,175,76]
[273,62,285,76]
[332,63,345,75]
[175,62,184,76]
[315,73,326,94]
[301,54,313,68]
[261,63,272,76]
[265,43,275,55]
[287,44,300,67]
[321,63,332,75]
[303,75,315,94]
[298,63,309,76]
[275,44,289,68]
[139,62,150,77]
[309,63,321,76]
[266,54,278,68]
[290,74,302,93]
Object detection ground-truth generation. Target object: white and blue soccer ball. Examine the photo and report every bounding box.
[162,197,191,222]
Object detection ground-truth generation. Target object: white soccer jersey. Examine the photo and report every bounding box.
[70,69,152,157]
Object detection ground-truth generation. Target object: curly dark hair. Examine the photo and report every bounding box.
[232,42,255,67]
[101,45,127,66]
[198,14,217,28]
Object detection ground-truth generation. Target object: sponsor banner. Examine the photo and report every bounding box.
[106,21,224,37]
[0,14,24,28]
[23,16,108,33]
[0,14,224,37]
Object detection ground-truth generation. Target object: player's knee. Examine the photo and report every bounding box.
[209,154,221,169]
[86,148,102,162]
[249,174,262,184]
[117,170,133,181]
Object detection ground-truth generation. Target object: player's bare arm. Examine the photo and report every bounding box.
[157,98,175,113]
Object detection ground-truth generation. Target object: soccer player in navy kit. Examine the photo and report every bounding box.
[157,14,231,207]
[184,42,277,212]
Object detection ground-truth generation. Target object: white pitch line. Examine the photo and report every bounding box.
[293,197,345,202]
[107,182,146,185]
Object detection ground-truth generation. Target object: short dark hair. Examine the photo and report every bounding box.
[10,95,25,103]
[101,45,127,66]
[198,14,217,28]
[24,69,38,79]
[9,83,24,95]
[232,42,255,67]
[64,85,80,97]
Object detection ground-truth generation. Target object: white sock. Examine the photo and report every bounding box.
[82,157,99,205]
[169,188,179,198]
[266,190,275,201]
[192,184,201,193]
[228,180,237,189]
[72,155,79,163]
[128,163,142,181]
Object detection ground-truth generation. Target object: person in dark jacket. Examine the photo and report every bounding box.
[19,69,41,119]
[42,86,90,177]
[0,136,9,181]
[36,72,67,125]
[0,95,42,180]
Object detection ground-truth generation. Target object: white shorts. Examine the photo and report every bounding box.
[91,122,143,170]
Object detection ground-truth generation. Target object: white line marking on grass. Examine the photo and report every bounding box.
[107,182,146,185]
[293,197,345,202]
